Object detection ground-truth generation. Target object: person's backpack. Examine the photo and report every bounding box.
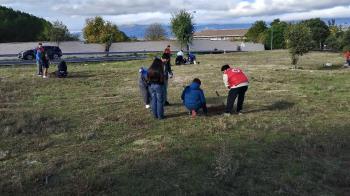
[57,60,68,78]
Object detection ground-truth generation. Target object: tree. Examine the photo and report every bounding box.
[245,20,267,43]
[0,6,52,42]
[170,10,195,51]
[49,21,77,46]
[342,29,350,50]
[145,23,167,41]
[325,34,343,51]
[324,19,344,51]
[285,23,313,68]
[263,19,288,50]
[83,16,129,54]
[302,18,330,50]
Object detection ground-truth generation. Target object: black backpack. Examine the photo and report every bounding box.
[57,60,68,78]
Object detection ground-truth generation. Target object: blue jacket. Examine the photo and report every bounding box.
[181,82,206,109]
[188,53,196,61]
[36,48,44,61]
[139,67,148,86]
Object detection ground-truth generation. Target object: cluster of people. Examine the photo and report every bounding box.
[139,45,249,120]
[175,50,197,65]
[35,43,68,78]
[138,54,173,119]
[35,43,50,78]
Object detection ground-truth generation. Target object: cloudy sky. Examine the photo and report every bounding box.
[1,0,350,31]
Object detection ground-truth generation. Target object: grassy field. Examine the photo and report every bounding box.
[0,50,349,195]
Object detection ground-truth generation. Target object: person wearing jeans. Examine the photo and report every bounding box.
[35,43,44,76]
[221,64,249,115]
[147,58,165,120]
[149,84,164,119]
[138,67,151,109]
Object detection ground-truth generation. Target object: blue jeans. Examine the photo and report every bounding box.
[149,84,165,119]
[37,60,42,75]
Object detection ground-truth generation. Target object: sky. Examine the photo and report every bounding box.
[1,0,350,32]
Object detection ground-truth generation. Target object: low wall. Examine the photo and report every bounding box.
[0,40,264,55]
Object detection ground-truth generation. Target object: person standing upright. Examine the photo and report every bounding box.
[147,58,166,120]
[221,64,249,116]
[164,45,171,60]
[42,53,50,79]
[161,53,173,106]
[35,43,44,76]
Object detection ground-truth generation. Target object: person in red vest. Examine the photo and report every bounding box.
[344,50,350,65]
[221,64,249,116]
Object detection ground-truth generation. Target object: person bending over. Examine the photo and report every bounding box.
[181,78,207,118]
[56,60,68,78]
[138,67,150,109]
[221,64,249,116]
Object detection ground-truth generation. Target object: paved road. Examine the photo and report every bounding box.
[0,56,146,66]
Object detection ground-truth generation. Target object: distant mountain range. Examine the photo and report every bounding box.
[119,18,349,39]
[119,23,253,39]
[74,18,350,40]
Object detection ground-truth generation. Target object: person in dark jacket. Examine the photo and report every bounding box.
[181,78,207,117]
[56,60,68,78]
[161,53,173,106]
[147,58,165,119]
[138,67,150,109]
[188,52,197,64]
[42,53,50,79]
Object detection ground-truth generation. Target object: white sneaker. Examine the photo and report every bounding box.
[145,105,150,109]
[43,76,48,79]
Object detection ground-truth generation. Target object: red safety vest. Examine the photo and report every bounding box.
[224,68,249,88]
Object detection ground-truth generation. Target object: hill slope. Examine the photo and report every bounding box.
[0,6,52,43]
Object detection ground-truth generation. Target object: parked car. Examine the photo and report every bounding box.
[18,46,62,60]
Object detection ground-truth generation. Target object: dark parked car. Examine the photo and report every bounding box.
[18,46,62,60]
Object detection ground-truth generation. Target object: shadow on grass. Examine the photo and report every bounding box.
[65,71,96,78]
[165,100,295,118]
[245,100,295,114]
[206,104,226,116]
[206,100,295,116]
[166,111,191,119]
[166,102,183,107]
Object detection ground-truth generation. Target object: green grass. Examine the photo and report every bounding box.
[0,50,349,195]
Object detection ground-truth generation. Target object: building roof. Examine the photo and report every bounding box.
[194,29,248,37]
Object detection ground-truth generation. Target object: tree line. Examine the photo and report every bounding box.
[245,18,350,52]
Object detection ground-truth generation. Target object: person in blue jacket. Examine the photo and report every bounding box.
[35,43,44,76]
[188,52,197,64]
[181,78,208,117]
[138,67,150,109]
